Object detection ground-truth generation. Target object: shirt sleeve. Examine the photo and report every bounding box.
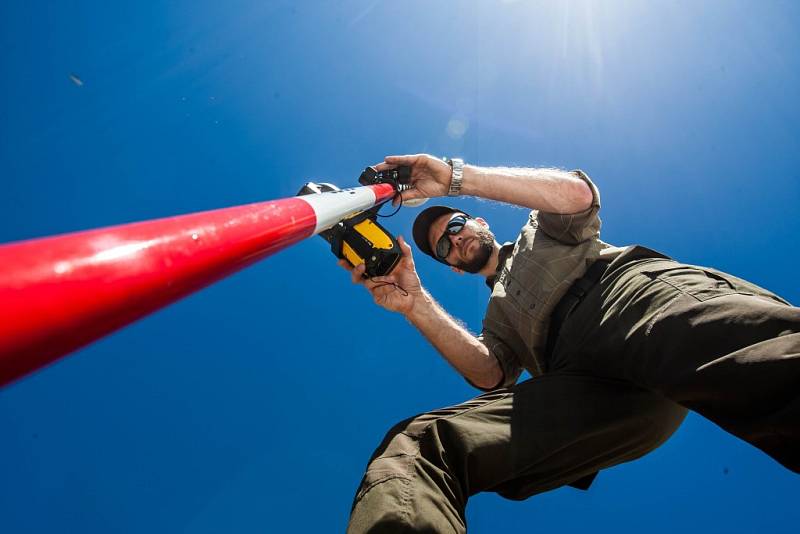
[472,327,523,391]
[535,169,601,245]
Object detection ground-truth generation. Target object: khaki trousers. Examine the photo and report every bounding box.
[348,258,799,533]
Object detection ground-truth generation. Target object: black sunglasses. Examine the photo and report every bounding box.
[435,215,469,262]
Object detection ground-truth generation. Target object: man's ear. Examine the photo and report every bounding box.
[475,217,489,228]
[450,266,465,275]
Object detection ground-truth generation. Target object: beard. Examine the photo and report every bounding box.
[455,226,495,274]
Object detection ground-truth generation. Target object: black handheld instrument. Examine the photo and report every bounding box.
[297,166,412,278]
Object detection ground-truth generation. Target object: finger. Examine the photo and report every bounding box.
[369,274,396,284]
[362,271,394,290]
[397,235,413,257]
[369,281,392,294]
[384,154,422,166]
[350,263,367,284]
[363,277,391,291]
[397,236,416,268]
[370,283,398,300]
[392,189,420,206]
[338,259,353,272]
[373,162,397,172]
[399,189,423,202]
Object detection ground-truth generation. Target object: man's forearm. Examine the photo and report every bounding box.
[461,165,593,214]
[405,289,502,390]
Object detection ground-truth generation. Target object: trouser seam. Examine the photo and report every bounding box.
[399,473,413,524]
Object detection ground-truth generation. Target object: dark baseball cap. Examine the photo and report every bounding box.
[412,205,471,263]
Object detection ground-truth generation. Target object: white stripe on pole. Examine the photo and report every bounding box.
[297,187,380,235]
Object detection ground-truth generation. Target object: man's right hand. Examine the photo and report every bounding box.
[339,236,424,316]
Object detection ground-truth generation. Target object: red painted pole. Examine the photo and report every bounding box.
[0,183,396,387]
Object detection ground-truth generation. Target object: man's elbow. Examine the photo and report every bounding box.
[473,361,504,391]
[572,179,594,213]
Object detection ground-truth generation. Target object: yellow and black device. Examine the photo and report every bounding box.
[296,177,405,278]
[324,208,402,278]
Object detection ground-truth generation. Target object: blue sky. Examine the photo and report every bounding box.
[1,1,798,532]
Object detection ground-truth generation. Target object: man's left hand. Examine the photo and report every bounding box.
[373,154,452,205]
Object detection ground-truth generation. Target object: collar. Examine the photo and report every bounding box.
[485,242,515,289]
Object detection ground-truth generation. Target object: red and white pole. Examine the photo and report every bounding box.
[0,183,396,387]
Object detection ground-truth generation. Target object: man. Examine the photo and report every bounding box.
[342,154,799,533]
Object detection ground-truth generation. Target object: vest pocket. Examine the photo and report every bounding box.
[640,265,739,302]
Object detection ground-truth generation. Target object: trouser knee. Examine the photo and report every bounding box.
[353,413,450,504]
[348,414,467,534]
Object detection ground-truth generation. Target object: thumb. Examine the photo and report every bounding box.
[397,235,414,258]
[397,189,425,206]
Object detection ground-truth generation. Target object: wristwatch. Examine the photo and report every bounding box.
[445,157,464,197]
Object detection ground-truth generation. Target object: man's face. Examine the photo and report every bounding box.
[427,212,495,273]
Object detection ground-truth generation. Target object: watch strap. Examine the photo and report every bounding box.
[446,157,464,197]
